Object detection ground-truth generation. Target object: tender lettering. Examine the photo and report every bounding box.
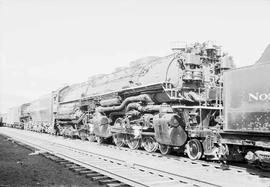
[249,92,270,102]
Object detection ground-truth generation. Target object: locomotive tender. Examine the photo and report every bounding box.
[3,41,270,167]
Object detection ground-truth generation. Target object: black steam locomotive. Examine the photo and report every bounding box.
[2,41,270,168]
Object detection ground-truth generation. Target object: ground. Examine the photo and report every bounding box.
[0,134,102,187]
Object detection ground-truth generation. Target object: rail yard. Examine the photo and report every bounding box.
[1,41,270,186]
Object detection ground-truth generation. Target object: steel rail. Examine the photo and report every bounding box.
[55,143,221,187]
[3,133,148,187]
[1,128,269,187]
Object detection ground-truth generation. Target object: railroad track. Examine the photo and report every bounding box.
[1,127,269,187]
[102,143,270,178]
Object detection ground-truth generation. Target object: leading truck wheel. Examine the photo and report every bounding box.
[159,144,171,155]
[186,139,203,160]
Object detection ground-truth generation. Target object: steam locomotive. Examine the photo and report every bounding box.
[2,41,270,168]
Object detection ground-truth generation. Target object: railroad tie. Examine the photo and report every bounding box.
[106,183,130,187]
[86,173,103,178]
[64,163,74,167]
[92,176,110,181]
[46,155,59,160]
[98,179,118,185]
[78,170,94,175]
[54,158,65,162]
[58,161,70,164]
[68,165,82,171]
[73,167,89,172]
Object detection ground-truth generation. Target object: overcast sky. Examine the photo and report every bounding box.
[0,0,270,113]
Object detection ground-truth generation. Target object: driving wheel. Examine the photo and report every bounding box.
[186,139,203,160]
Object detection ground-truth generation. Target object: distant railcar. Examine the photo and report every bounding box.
[0,114,2,126]
[6,106,22,129]
[27,94,53,133]
[0,113,6,126]
[2,113,7,126]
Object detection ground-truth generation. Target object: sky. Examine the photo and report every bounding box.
[0,0,270,113]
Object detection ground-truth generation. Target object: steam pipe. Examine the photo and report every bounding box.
[97,94,153,113]
[126,103,160,112]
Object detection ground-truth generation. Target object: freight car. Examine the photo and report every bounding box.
[6,106,23,129]
[28,94,54,133]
